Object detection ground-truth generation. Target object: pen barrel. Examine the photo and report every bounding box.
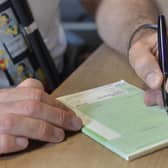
[161,73,168,108]
[158,15,168,110]
[158,15,168,73]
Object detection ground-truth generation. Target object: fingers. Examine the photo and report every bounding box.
[144,89,163,106]
[0,113,65,143]
[130,32,168,107]
[0,78,82,145]
[17,79,72,112]
[129,33,163,89]
[129,41,163,89]
[0,100,82,131]
[0,85,74,113]
[0,87,58,107]
[0,135,28,154]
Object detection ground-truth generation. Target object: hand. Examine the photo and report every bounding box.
[129,30,166,106]
[129,30,163,89]
[144,89,163,106]
[0,79,82,154]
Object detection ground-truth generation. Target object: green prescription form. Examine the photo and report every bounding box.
[57,81,168,160]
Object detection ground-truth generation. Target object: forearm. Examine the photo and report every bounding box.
[96,0,159,56]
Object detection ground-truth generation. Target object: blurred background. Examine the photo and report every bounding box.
[60,0,102,79]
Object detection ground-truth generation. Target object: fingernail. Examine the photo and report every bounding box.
[146,72,161,88]
[54,129,65,142]
[16,138,28,147]
[71,116,83,131]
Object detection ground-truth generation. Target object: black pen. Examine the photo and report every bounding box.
[158,15,168,112]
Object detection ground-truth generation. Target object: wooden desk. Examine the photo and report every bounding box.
[2,45,168,168]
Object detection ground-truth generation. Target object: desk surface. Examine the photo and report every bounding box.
[2,45,168,168]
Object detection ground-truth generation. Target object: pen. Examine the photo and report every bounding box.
[158,15,168,112]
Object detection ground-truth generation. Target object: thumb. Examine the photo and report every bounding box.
[144,89,163,107]
[129,44,162,89]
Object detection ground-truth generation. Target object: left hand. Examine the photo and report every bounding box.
[0,79,82,155]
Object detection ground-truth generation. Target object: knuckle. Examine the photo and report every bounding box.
[24,78,38,84]
[23,78,36,85]
[0,114,15,131]
[38,122,50,139]
[25,79,44,89]
[0,137,10,154]
[19,79,44,90]
[57,110,67,126]
[23,100,41,116]
[32,89,44,101]
[0,141,9,154]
